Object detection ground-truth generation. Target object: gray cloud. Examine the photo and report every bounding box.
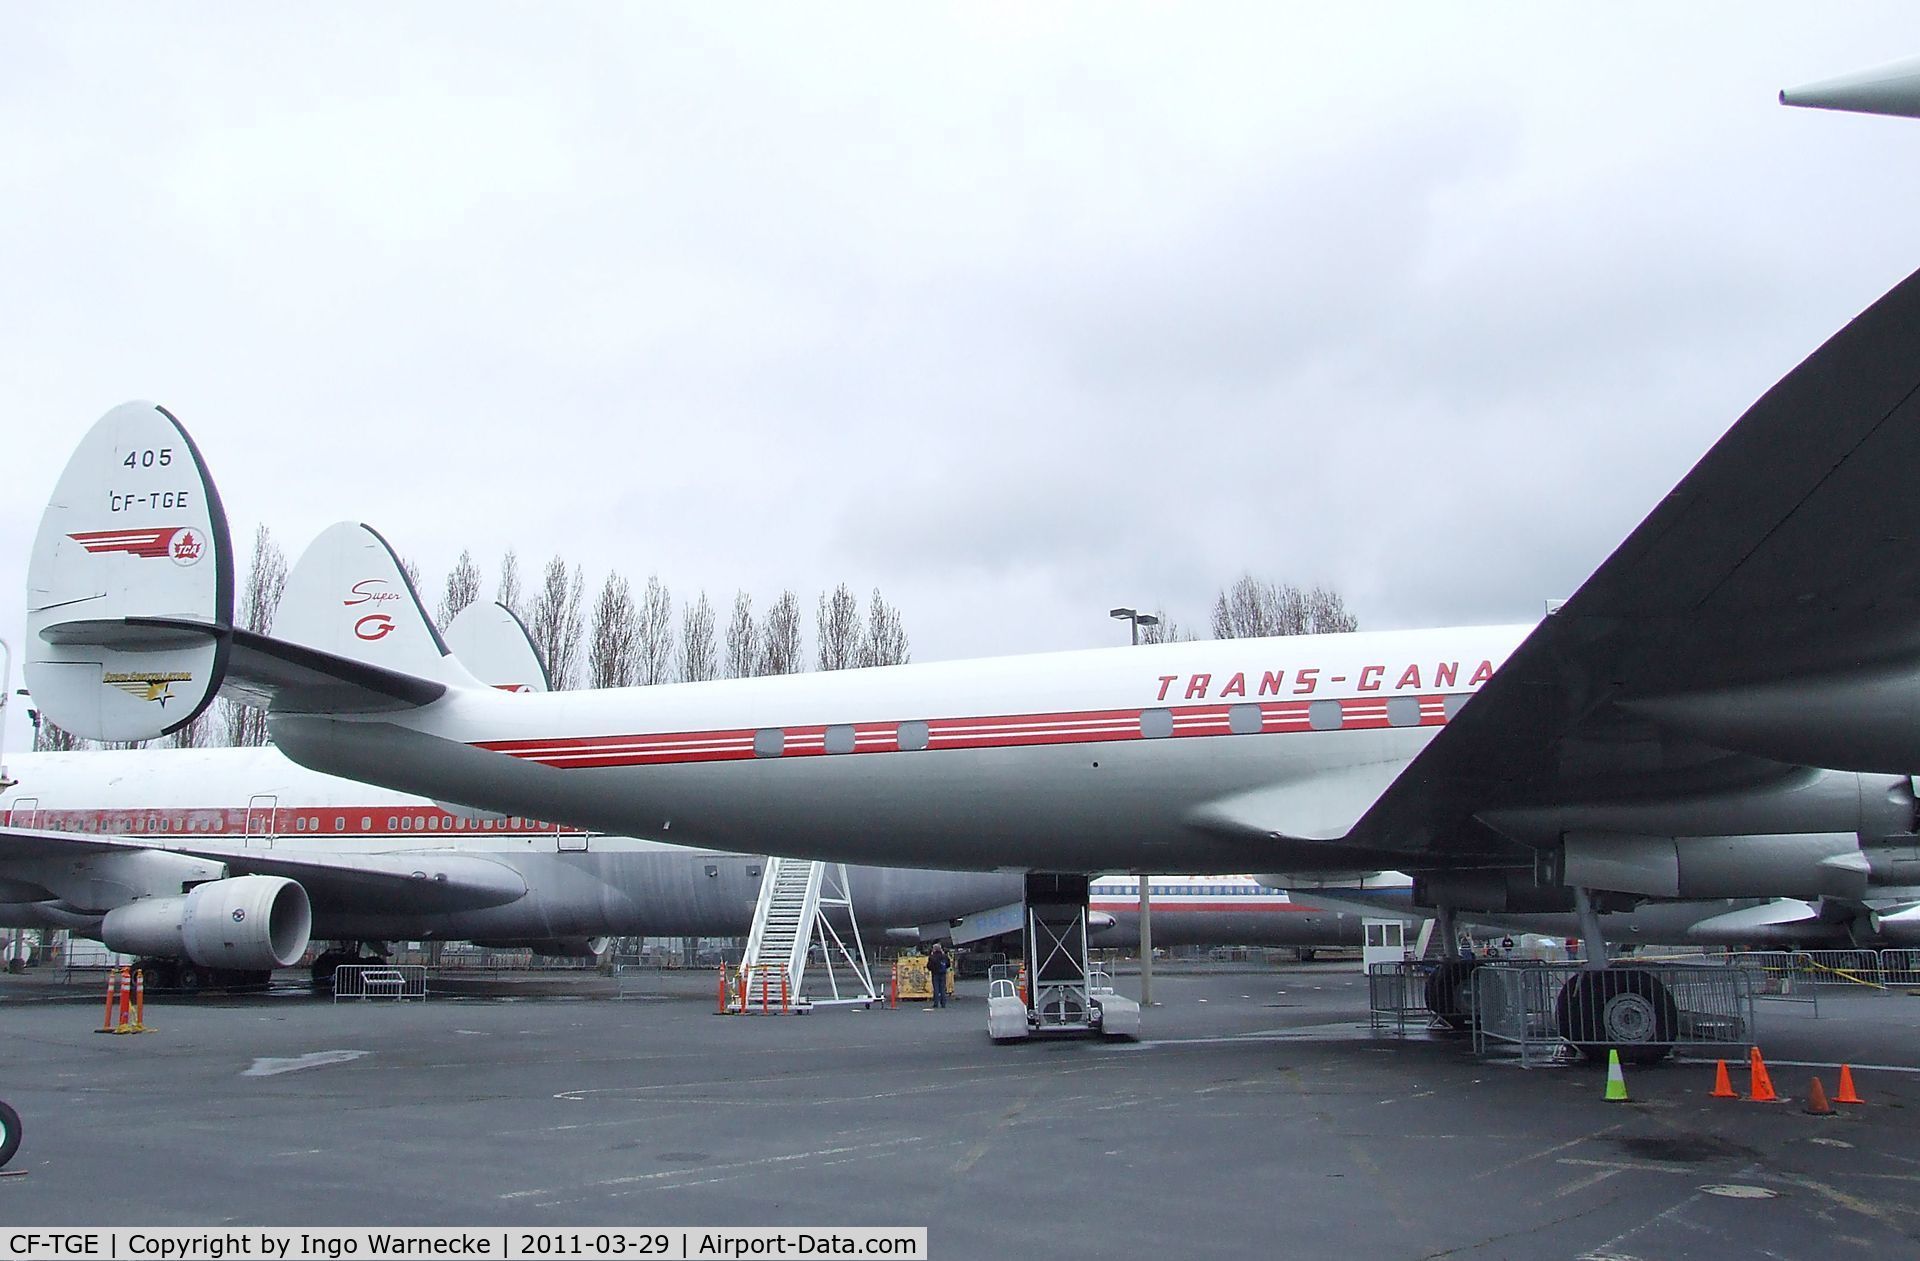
[6,6,1920,747]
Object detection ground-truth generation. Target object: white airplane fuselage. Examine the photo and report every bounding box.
[271,627,1522,875]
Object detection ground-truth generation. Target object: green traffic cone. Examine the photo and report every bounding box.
[1605,1048,1629,1102]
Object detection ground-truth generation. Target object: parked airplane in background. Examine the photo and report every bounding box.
[25,262,1920,1053]
[1087,875,1395,954]
[0,603,1021,989]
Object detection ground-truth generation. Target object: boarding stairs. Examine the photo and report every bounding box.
[734,858,878,1011]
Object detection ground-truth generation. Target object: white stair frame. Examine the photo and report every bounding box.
[736,857,877,1011]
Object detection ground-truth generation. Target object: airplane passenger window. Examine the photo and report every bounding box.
[1385,697,1420,727]
[897,721,930,751]
[1139,709,1174,739]
[824,724,856,755]
[1443,693,1472,719]
[754,728,785,758]
[1308,699,1343,731]
[1228,704,1263,735]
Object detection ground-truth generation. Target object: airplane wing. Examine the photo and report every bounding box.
[0,825,526,914]
[1348,264,1920,865]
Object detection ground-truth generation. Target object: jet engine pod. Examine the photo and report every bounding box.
[1871,905,1920,944]
[101,875,313,970]
[474,937,610,959]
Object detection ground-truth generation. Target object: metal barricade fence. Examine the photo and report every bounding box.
[1369,960,1756,1064]
[332,964,427,1001]
[1368,960,1443,1035]
[1470,961,1756,1066]
[1723,949,1887,991]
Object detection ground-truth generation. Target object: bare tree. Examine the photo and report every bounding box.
[399,555,423,598]
[497,548,523,617]
[858,587,910,667]
[725,591,758,679]
[636,575,675,686]
[437,549,483,630]
[1139,608,1193,645]
[527,555,586,689]
[33,716,84,752]
[222,525,289,747]
[758,590,804,676]
[1210,575,1357,639]
[679,591,718,682]
[816,583,862,671]
[587,572,638,689]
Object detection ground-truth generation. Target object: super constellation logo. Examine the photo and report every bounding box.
[1155,660,1496,701]
[104,670,193,707]
[345,579,403,640]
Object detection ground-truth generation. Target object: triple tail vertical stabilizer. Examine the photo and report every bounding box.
[25,402,233,741]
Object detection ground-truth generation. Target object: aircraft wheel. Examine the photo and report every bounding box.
[1555,968,1677,1064]
[1424,959,1482,1030]
[0,1100,21,1169]
[310,951,346,990]
[177,964,206,996]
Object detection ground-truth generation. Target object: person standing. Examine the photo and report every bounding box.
[927,943,951,1008]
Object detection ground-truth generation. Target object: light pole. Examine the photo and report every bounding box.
[1108,607,1160,646]
[1108,609,1158,1004]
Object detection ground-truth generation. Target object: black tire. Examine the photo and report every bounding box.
[1555,968,1678,1064]
[177,964,206,995]
[1424,959,1483,1030]
[0,1100,21,1170]
[1296,948,1318,963]
[310,951,346,990]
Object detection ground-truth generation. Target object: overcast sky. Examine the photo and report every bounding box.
[5,6,1920,747]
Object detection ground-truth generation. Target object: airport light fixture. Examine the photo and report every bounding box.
[1109,607,1160,646]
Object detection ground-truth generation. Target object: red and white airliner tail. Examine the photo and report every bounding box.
[24,402,232,742]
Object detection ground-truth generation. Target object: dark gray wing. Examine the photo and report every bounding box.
[1351,262,1920,862]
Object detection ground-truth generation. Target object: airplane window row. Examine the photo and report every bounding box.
[743,697,1468,759]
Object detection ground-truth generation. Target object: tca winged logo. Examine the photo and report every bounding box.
[68,526,205,566]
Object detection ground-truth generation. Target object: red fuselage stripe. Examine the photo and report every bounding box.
[472,694,1459,769]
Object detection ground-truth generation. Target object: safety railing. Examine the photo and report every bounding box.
[1367,960,1446,1036]
[1367,959,1758,1064]
[332,964,427,1001]
[1470,961,1756,1067]
[1721,950,1889,992]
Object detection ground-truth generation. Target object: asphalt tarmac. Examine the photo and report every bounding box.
[3,963,1918,1259]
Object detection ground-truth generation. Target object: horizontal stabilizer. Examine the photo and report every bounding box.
[25,403,232,741]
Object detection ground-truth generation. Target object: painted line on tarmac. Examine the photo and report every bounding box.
[241,1050,369,1077]
[1767,1059,1920,1075]
[1110,1023,1372,1050]
[500,1135,925,1202]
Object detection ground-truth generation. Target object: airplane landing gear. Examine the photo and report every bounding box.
[1424,958,1482,1031]
[1555,968,1678,1065]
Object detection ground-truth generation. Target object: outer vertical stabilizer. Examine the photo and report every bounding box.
[24,402,232,740]
[444,601,550,693]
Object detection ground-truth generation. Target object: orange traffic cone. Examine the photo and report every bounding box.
[1836,1065,1864,1105]
[1746,1047,1779,1103]
[1805,1076,1835,1116]
[1710,1060,1738,1099]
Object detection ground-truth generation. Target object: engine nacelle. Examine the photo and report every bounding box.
[100,876,312,970]
[474,937,610,959]
[1561,832,1913,900]
[1871,906,1920,944]
[1413,871,1577,914]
